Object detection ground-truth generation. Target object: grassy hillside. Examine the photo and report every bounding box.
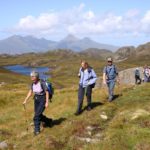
[0,69,150,150]
[0,50,137,89]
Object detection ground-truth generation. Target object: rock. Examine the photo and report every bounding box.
[96,67,144,86]
[100,114,108,120]
[87,131,92,136]
[94,133,102,138]
[131,109,150,120]
[86,126,95,131]
[75,136,100,143]
[100,112,108,120]
[0,82,6,87]
[119,67,144,85]
[0,141,8,149]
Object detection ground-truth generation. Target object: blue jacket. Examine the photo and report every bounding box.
[79,67,97,88]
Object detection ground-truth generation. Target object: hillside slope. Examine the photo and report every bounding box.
[0,71,150,150]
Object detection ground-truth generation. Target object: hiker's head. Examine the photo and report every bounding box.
[144,65,148,69]
[30,71,39,82]
[107,57,113,65]
[81,61,89,69]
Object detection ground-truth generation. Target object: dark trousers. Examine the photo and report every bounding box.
[34,95,50,132]
[77,85,92,112]
[135,75,141,84]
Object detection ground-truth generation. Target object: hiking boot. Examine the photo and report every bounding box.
[34,131,40,136]
[87,106,92,111]
[74,111,81,116]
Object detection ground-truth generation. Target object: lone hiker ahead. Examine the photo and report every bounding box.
[75,61,97,116]
[103,57,120,102]
[23,71,52,136]
[135,68,141,84]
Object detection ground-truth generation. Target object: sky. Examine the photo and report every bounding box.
[0,0,150,46]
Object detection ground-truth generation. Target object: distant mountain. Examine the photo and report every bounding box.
[81,48,113,59]
[0,34,119,54]
[0,35,56,54]
[56,35,118,52]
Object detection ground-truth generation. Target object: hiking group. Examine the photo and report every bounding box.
[23,57,120,135]
[134,65,150,84]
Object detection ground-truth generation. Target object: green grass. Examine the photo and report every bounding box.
[0,51,150,149]
[0,79,150,150]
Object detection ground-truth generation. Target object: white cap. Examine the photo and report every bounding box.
[30,71,39,78]
[107,57,113,62]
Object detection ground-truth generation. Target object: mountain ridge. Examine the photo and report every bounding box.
[0,34,119,54]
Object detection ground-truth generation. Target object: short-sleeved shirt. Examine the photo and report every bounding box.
[31,81,48,95]
[103,65,118,81]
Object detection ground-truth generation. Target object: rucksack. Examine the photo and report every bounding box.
[35,79,54,102]
[43,80,54,102]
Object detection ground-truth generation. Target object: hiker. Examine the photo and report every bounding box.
[134,68,141,84]
[143,65,150,82]
[75,61,97,115]
[23,71,52,135]
[103,57,120,102]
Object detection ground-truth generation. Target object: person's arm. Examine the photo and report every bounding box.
[23,90,33,104]
[103,67,107,84]
[45,91,49,108]
[88,69,97,85]
[78,68,81,78]
[103,73,107,84]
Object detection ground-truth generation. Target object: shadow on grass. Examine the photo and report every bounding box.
[51,117,66,127]
[83,102,104,111]
[91,102,104,109]
[43,118,66,128]
[112,94,122,102]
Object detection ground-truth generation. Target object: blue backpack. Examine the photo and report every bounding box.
[40,80,54,102]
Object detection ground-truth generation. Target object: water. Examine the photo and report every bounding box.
[4,65,50,79]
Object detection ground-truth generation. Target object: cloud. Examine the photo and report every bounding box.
[6,3,150,39]
[141,10,150,33]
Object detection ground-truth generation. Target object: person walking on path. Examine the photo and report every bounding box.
[75,61,97,116]
[135,68,141,84]
[23,71,52,135]
[103,58,120,102]
[143,65,150,82]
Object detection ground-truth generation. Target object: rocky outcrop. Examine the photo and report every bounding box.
[95,67,144,87]
[114,46,135,61]
[119,67,144,85]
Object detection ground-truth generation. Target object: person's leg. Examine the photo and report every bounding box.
[33,95,46,134]
[107,80,115,101]
[135,75,138,84]
[76,85,84,114]
[107,82,111,101]
[137,76,142,84]
[86,85,92,110]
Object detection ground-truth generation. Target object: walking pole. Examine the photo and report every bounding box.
[23,104,29,132]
